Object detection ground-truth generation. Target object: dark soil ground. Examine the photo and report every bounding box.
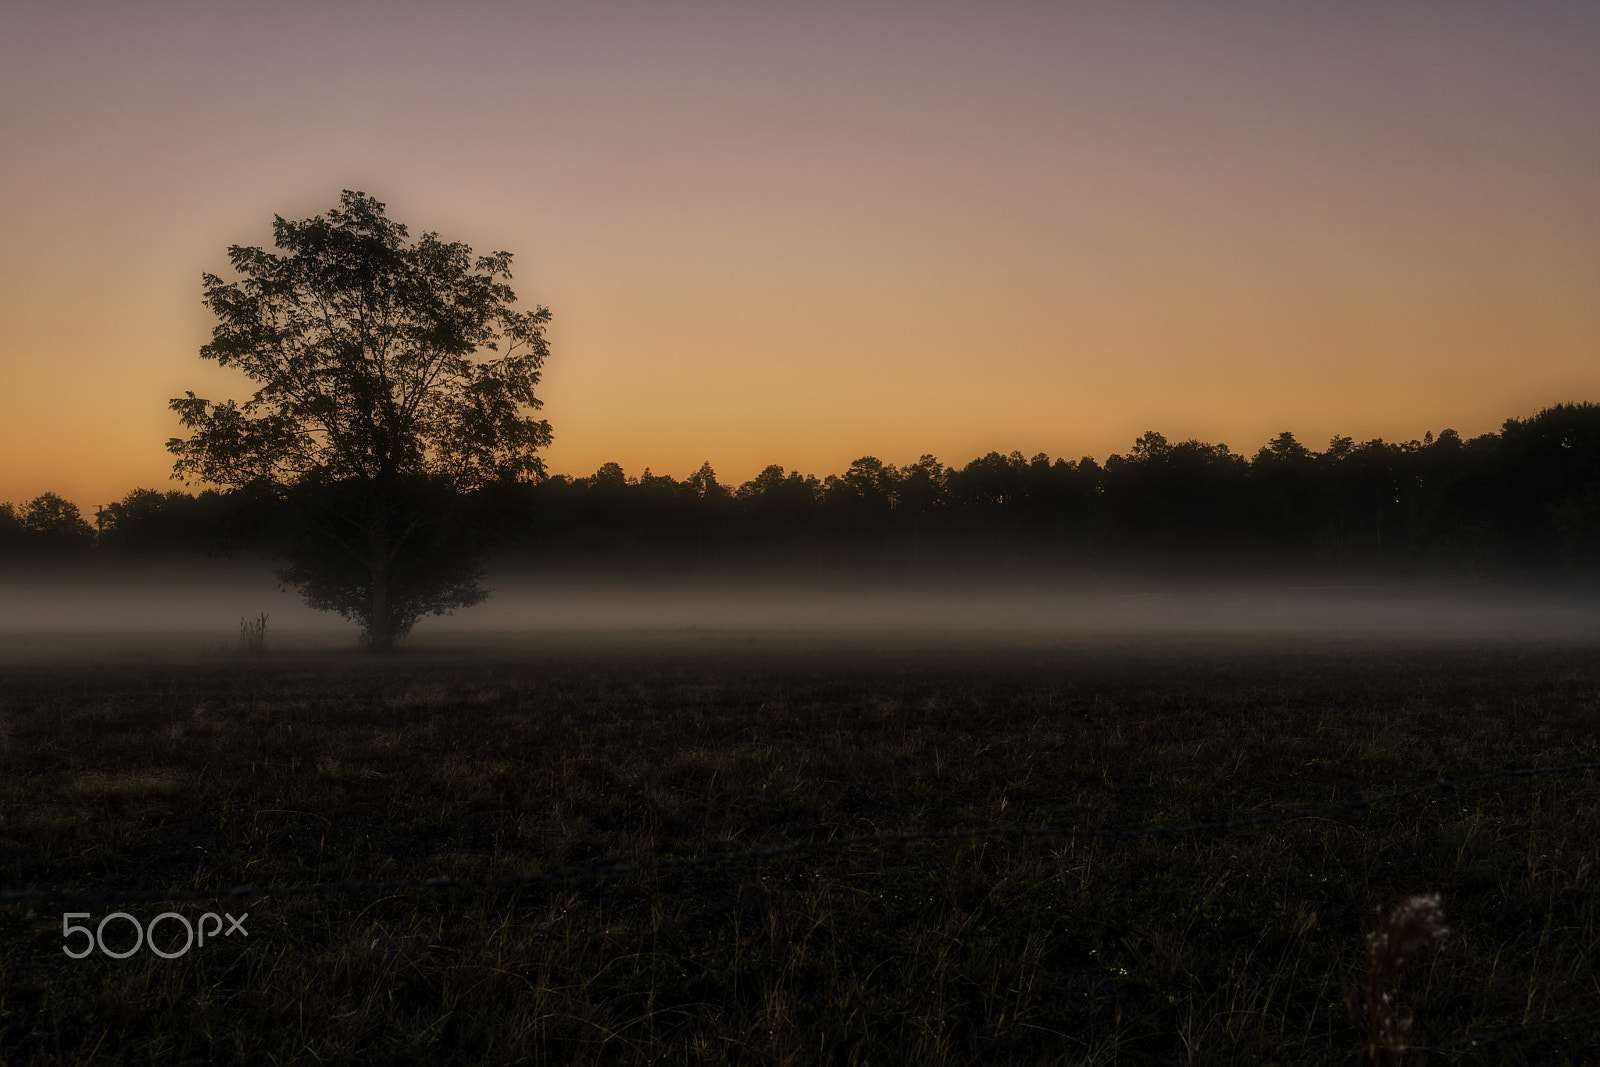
[2,631,1597,1064]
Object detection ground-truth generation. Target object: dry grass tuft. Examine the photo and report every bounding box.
[1350,893,1450,1066]
[238,612,268,654]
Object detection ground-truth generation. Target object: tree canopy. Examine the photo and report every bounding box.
[170,190,551,491]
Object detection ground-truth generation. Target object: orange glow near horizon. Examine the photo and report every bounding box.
[2,3,1597,513]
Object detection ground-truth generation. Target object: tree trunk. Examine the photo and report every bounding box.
[369,560,393,650]
[367,507,395,651]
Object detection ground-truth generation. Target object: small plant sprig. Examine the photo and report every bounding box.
[1349,893,1450,1066]
[238,612,268,654]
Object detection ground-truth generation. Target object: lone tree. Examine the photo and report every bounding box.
[169,191,552,649]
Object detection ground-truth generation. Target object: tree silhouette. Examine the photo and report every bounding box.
[1250,430,1318,557]
[168,191,552,648]
[1486,403,1600,567]
[1104,433,1247,559]
[897,454,948,563]
[13,493,96,550]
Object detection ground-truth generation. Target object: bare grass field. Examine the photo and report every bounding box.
[1,631,1598,1064]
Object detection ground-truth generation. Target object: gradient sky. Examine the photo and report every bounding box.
[2,1,1596,510]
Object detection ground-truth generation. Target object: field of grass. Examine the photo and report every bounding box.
[2,631,1597,1064]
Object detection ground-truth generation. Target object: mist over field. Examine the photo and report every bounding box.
[1,555,1596,652]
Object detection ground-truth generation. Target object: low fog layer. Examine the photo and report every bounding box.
[0,557,1596,645]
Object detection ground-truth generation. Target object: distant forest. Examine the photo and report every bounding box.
[5,403,1598,579]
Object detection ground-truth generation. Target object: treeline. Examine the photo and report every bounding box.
[6,403,1598,578]
[511,403,1600,577]
[0,487,269,555]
